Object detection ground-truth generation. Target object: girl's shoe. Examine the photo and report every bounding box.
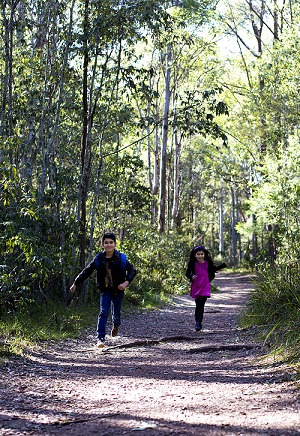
[195,321,202,331]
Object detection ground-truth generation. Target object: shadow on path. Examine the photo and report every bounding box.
[0,273,299,436]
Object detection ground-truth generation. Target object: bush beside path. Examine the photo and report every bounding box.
[0,273,299,435]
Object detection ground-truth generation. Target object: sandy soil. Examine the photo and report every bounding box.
[0,273,299,435]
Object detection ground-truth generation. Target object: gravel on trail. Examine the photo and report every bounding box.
[0,273,299,435]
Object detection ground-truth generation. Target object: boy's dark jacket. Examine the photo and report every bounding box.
[185,260,226,282]
[74,249,136,292]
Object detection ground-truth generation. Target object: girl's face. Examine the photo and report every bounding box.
[195,250,205,263]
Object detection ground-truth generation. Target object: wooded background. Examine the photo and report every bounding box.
[1,0,300,312]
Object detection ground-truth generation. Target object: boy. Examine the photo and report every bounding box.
[70,233,136,348]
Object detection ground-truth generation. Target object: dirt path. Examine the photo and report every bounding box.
[0,273,299,435]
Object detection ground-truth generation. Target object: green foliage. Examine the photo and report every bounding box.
[240,264,300,360]
[172,88,229,145]
[0,299,99,356]
[0,226,193,356]
[119,226,191,304]
[1,0,299,364]
[0,168,77,315]
[236,139,300,268]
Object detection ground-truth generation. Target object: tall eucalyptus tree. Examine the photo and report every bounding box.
[74,0,168,269]
[142,1,229,234]
[217,0,300,262]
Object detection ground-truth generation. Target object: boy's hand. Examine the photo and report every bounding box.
[118,281,129,291]
[70,283,76,293]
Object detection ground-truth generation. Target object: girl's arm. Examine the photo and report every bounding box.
[214,262,227,272]
[185,262,194,282]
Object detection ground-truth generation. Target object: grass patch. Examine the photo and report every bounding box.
[0,286,173,358]
[238,268,300,363]
[0,299,99,357]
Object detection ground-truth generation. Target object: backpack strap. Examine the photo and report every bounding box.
[120,252,127,275]
[94,252,126,274]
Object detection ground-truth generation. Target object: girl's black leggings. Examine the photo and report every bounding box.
[195,296,208,322]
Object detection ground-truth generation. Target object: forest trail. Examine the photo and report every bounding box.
[0,273,299,435]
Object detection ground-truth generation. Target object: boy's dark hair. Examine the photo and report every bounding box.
[102,232,116,243]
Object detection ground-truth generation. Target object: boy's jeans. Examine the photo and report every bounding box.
[97,289,124,340]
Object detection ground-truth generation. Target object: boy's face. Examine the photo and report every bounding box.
[102,238,116,255]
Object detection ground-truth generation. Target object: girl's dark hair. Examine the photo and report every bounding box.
[188,245,213,265]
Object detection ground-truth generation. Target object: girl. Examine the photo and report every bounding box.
[185,245,227,331]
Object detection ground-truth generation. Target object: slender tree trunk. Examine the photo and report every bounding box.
[211,221,215,258]
[88,54,118,261]
[78,0,91,270]
[39,0,76,207]
[236,192,242,262]
[231,187,237,264]
[0,1,18,141]
[151,96,160,224]
[158,44,171,233]
[219,191,224,256]
[172,131,180,228]
[37,55,49,207]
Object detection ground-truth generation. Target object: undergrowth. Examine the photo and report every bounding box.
[0,283,174,359]
[0,299,99,358]
[239,264,300,367]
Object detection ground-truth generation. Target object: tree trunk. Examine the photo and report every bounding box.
[158,44,171,233]
[172,131,180,229]
[219,192,224,256]
[231,187,237,264]
[78,0,91,270]
[0,1,18,141]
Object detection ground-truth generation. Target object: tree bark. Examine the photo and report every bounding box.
[0,1,19,141]
[219,191,224,256]
[171,131,181,228]
[231,187,237,264]
[158,44,171,233]
[78,0,91,270]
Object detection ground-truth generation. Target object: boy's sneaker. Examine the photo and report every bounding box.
[111,326,119,337]
[97,339,105,348]
[195,321,202,332]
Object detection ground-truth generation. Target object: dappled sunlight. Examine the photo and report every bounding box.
[1,274,298,435]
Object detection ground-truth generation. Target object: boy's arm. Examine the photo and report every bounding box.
[70,261,96,293]
[117,259,136,290]
[118,280,130,291]
[124,259,136,283]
